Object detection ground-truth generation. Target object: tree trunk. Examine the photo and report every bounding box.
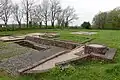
[65,22,69,28]
[45,20,47,28]
[26,0,29,28]
[61,20,65,28]
[18,21,21,29]
[57,20,61,28]
[51,21,54,28]
[29,21,32,28]
[26,11,29,28]
[39,22,42,28]
[5,22,7,27]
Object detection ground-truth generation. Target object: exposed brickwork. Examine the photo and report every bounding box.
[25,36,81,50]
[84,45,108,55]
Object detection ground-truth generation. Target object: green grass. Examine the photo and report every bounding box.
[1,29,120,80]
[0,29,91,43]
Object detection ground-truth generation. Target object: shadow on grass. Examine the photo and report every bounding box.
[106,64,120,76]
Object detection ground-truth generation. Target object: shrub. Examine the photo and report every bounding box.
[81,22,91,29]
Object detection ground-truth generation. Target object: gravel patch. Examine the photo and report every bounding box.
[0,42,35,60]
[0,46,66,75]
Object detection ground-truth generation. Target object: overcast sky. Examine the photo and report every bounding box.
[11,0,120,26]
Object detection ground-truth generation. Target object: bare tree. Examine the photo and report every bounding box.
[0,0,12,27]
[63,6,78,27]
[50,0,61,28]
[56,10,65,28]
[22,0,34,28]
[41,0,50,28]
[0,0,5,17]
[56,6,78,27]
[12,4,23,28]
[31,5,43,27]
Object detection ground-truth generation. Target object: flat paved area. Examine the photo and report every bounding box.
[26,46,84,73]
[0,33,59,42]
[0,45,66,74]
[71,32,97,35]
[0,36,25,42]
[105,48,117,60]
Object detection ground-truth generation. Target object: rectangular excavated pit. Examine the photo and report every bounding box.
[25,36,81,50]
[14,40,50,51]
[0,36,82,75]
[0,39,69,75]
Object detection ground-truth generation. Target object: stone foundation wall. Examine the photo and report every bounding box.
[25,36,81,50]
[84,45,108,55]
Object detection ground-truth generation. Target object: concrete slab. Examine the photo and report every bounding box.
[26,33,45,37]
[0,36,25,42]
[0,33,59,42]
[71,32,97,35]
[26,33,60,38]
[105,48,117,60]
[25,46,85,73]
[75,48,117,60]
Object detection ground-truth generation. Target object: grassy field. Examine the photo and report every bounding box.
[0,29,120,80]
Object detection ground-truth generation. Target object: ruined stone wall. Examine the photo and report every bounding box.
[25,36,81,50]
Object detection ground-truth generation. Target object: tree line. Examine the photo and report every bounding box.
[92,7,120,29]
[0,0,78,29]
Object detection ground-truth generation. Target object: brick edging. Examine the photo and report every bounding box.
[25,36,81,50]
